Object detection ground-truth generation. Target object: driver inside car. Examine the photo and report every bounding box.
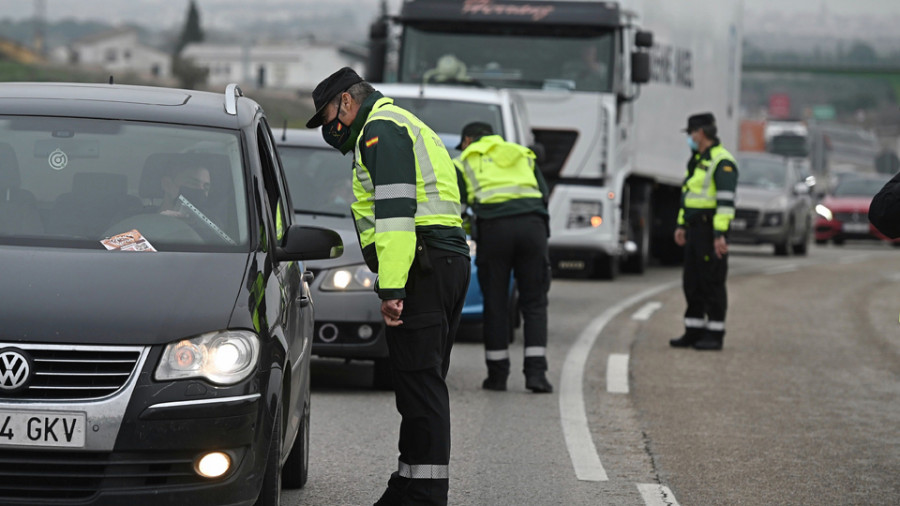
[159,165,212,217]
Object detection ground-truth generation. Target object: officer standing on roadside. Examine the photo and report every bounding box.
[454,122,553,392]
[670,112,738,351]
[306,67,470,506]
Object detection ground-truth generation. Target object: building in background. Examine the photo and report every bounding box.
[181,41,364,91]
[55,28,171,80]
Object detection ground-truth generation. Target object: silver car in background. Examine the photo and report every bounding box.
[731,152,813,256]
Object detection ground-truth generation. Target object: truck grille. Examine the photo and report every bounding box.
[0,449,214,502]
[0,344,144,400]
[533,129,578,188]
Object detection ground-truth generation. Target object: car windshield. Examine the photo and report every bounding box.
[389,96,504,151]
[737,157,787,190]
[400,27,615,92]
[0,116,249,251]
[279,145,353,217]
[833,177,888,197]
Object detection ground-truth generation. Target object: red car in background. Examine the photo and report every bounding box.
[815,175,899,245]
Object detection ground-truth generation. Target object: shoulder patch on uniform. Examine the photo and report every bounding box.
[723,165,733,172]
[365,137,379,148]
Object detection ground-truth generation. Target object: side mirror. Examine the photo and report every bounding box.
[635,30,654,48]
[276,224,344,262]
[631,52,651,84]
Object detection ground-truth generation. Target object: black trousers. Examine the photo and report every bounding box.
[475,214,550,376]
[682,214,728,338]
[380,248,469,506]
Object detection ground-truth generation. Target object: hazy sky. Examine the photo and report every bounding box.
[0,0,898,29]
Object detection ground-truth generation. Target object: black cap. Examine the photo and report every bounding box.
[305,67,364,129]
[455,121,494,149]
[683,112,716,132]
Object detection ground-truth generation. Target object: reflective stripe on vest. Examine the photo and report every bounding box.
[460,157,542,205]
[353,103,461,240]
[683,146,736,209]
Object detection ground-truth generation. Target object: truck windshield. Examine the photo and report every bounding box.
[400,27,615,92]
[768,134,809,158]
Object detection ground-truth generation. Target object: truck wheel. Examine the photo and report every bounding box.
[282,399,309,489]
[372,358,394,390]
[622,187,651,274]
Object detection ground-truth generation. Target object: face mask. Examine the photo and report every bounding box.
[687,135,698,151]
[322,101,351,151]
[177,186,209,211]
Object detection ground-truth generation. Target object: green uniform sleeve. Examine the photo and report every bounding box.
[360,120,418,300]
[533,161,549,206]
[713,159,738,236]
[454,160,468,211]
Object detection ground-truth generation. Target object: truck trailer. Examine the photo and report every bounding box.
[368,0,743,278]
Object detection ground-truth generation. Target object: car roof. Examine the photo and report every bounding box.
[0,82,261,129]
[374,83,513,105]
[276,128,329,148]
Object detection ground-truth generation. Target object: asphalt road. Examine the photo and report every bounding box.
[284,241,900,506]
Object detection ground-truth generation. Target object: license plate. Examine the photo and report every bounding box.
[842,222,869,233]
[730,219,746,231]
[0,410,86,448]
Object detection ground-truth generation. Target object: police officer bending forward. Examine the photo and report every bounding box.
[454,122,553,393]
[307,67,470,506]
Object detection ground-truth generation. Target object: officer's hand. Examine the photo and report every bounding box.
[714,236,728,259]
[381,299,404,327]
[674,227,686,246]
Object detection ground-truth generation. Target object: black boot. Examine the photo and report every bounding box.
[525,373,553,393]
[483,358,509,391]
[482,373,508,391]
[693,331,724,351]
[670,330,702,348]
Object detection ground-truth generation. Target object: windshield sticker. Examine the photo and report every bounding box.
[101,229,158,252]
[48,149,68,171]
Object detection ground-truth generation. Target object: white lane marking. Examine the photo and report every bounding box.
[607,354,629,394]
[632,301,663,321]
[560,281,677,482]
[764,264,798,275]
[637,483,681,506]
[839,254,870,264]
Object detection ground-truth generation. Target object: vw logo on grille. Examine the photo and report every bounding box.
[0,349,32,393]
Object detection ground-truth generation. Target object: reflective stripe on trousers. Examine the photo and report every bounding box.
[398,460,449,480]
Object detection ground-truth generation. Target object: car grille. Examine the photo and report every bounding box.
[834,211,866,223]
[0,344,143,400]
[0,449,220,502]
[735,208,759,228]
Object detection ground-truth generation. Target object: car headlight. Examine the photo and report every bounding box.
[567,200,603,229]
[815,204,833,221]
[761,212,784,227]
[156,330,259,385]
[320,263,377,291]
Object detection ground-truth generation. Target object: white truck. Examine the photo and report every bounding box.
[367,0,743,278]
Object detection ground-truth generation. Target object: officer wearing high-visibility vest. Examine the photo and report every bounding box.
[454,122,553,393]
[306,67,470,506]
[670,112,738,351]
